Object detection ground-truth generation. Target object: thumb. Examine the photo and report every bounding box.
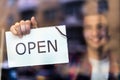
[31,16,38,28]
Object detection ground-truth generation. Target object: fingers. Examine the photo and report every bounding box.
[15,22,22,38]
[10,25,18,35]
[31,16,38,28]
[10,20,31,38]
[20,20,26,35]
[19,20,31,35]
[10,16,38,38]
[25,20,31,34]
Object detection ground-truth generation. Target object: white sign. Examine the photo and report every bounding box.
[6,25,69,67]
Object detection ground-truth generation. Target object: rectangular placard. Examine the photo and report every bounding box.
[6,25,69,67]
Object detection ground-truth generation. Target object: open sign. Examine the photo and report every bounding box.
[15,40,58,55]
[6,25,69,67]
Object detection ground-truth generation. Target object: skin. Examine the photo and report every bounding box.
[83,14,119,75]
[10,16,37,38]
[83,14,109,60]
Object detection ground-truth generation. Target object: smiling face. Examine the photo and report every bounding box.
[83,14,108,50]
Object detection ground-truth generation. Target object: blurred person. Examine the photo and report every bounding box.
[10,13,119,80]
[74,14,119,80]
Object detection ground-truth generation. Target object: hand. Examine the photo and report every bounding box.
[10,17,37,38]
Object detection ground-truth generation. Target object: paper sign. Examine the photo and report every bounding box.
[6,25,69,67]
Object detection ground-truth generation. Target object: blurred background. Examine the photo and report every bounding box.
[0,0,120,80]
